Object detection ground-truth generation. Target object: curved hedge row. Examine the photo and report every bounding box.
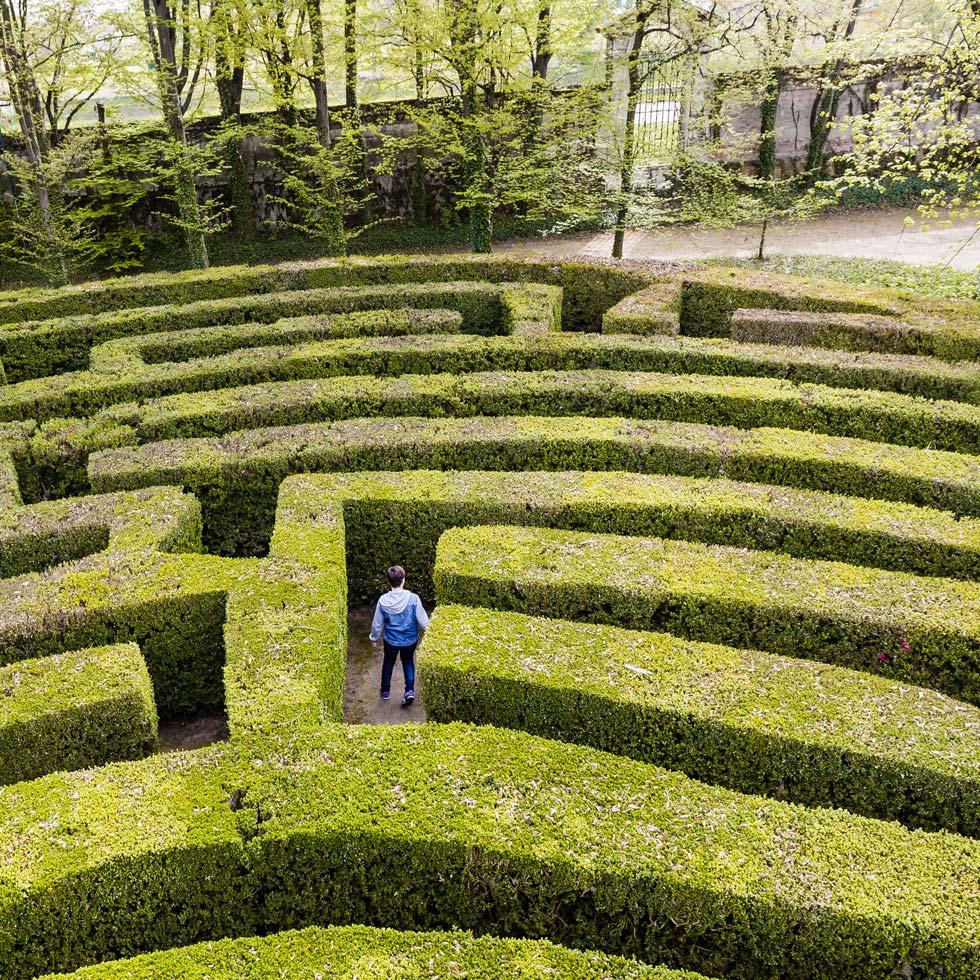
[0,486,202,577]
[0,643,156,785]
[6,330,980,429]
[434,523,980,704]
[421,604,980,835]
[59,369,980,453]
[0,282,512,382]
[88,416,980,555]
[1,255,980,979]
[4,723,980,980]
[43,926,708,980]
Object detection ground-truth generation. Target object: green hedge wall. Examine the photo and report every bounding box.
[133,308,463,366]
[42,926,708,980]
[223,476,347,739]
[435,523,980,704]
[421,605,980,836]
[29,367,980,457]
[5,724,980,980]
[731,308,921,352]
[602,282,683,335]
[0,487,202,578]
[0,643,157,785]
[0,549,257,718]
[275,470,980,607]
[88,416,980,556]
[0,255,648,330]
[0,282,507,382]
[9,330,980,429]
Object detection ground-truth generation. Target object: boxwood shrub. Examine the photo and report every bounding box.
[20,366,980,468]
[8,330,980,430]
[3,724,980,980]
[89,416,980,556]
[268,470,980,606]
[0,643,157,785]
[0,486,202,578]
[0,254,649,331]
[41,925,708,980]
[421,604,980,835]
[0,282,508,382]
[731,308,921,352]
[435,523,980,704]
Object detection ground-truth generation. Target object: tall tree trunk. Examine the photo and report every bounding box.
[306,0,345,253]
[804,0,863,183]
[461,74,491,252]
[0,0,66,281]
[142,0,208,270]
[306,0,332,148]
[410,13,427,225]
[532,5,552,80]
[214,5,254,241]
[613,13,650,259]
[449,0,492,252]
[757,66,780,181]
[344,0,358,109]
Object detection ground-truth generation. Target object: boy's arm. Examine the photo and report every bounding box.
[415,595,430,632]
[369,603,385,643]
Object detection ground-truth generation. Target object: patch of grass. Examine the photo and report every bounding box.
[709,255,979,301]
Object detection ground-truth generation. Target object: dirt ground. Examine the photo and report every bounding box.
[344,605,428,725]
[159,714,229,752]
[495,208,980,269]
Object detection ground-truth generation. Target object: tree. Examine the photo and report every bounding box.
[606,0,726,258]
[827,0,980,291]
[0,0,63,277]
[140,0,210,269]
[212,0,255,239]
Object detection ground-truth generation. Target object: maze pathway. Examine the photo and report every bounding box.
[0,256,979,979]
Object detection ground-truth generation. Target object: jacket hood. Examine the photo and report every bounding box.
[379,589,412,614]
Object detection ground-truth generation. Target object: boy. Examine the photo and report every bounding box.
[369,564,429,707]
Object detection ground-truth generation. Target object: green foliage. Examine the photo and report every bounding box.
[42,925,705,980]
[3,723,980,980]
[422,604,980,835]
[0,131,146,285]
[284,469,980,605]
[711,255,980,302]
[0,644,157,785]
[435,522,980,704]
[89,413,980,558]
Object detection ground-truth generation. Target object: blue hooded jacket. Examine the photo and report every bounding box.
[370,588,429,646]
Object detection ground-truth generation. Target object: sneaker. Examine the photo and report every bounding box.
[401,690,415,708]
[380,690,390,701]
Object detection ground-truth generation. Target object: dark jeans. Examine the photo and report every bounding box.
[381,640,417,696]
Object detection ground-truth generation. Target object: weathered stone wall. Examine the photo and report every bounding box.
[703,63,980,175]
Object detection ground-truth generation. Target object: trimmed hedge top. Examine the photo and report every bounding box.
[3,724,980,979]
[2,254,980,978]
[435,522,980,703]
[422,604,980,835]
[0,643,157,786]
[41,925,710,980]
[88,415,980,556]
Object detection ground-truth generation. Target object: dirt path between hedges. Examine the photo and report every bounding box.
[345,605,428,725]
[494,208,980,269]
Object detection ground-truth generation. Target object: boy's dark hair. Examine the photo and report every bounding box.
[387,565,406,587]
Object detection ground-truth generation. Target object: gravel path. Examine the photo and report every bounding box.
[495,209,980,269]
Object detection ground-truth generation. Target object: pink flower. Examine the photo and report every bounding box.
[876,651,892,664]
[898,639,911,654]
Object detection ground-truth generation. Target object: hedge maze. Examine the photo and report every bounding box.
[3,255,980,978]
